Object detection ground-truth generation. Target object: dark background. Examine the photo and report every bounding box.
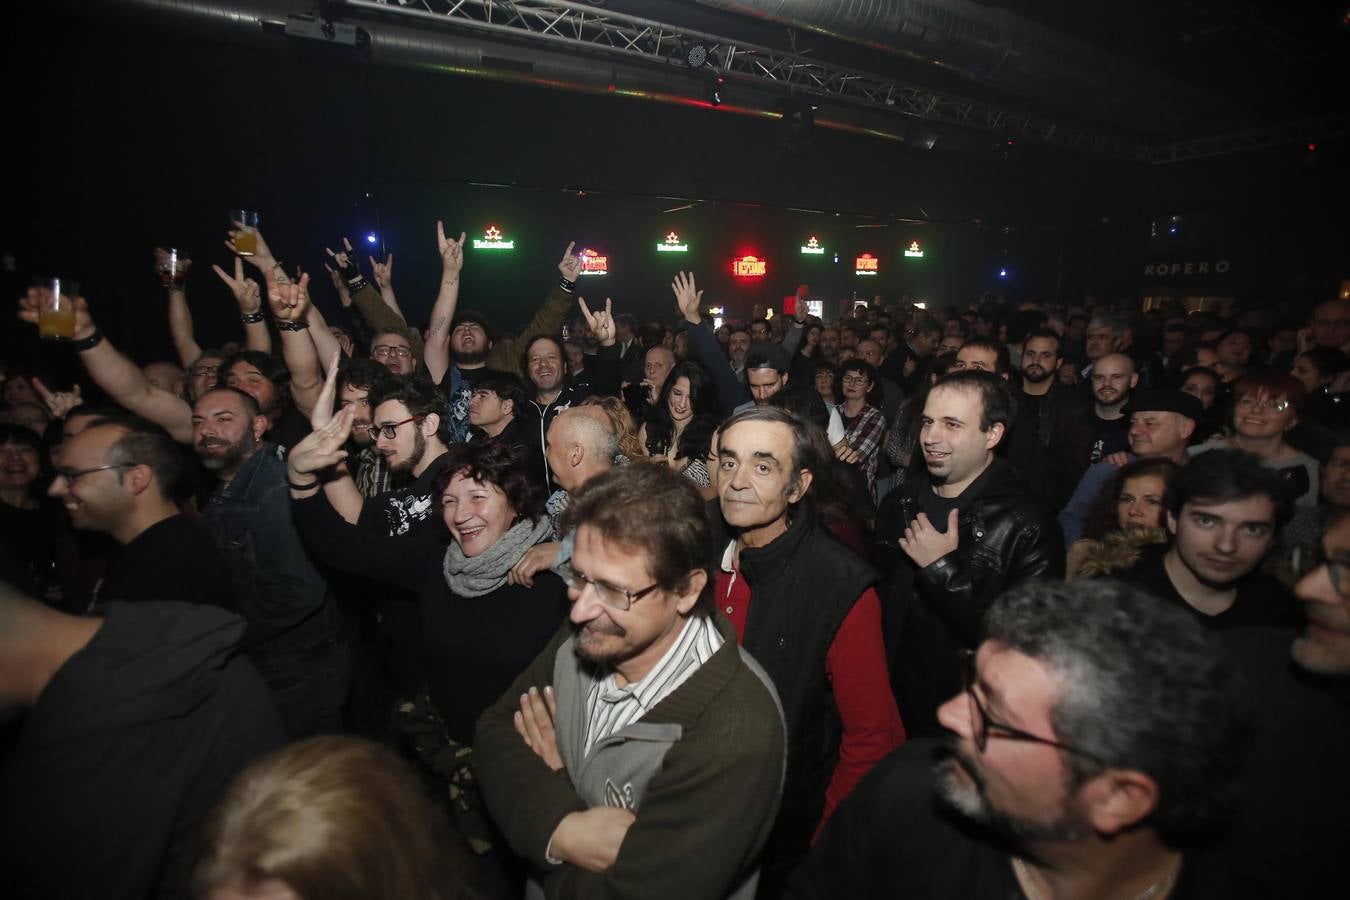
[4,6,1346,374]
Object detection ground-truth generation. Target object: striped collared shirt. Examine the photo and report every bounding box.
[581,613,724,757]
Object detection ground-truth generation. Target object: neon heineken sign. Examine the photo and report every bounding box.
[657,232,688,252]
[472,225,515,250]
[904,240,924,258]
[800,236,825,255]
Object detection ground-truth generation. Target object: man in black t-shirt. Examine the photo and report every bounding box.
[1113,448,1300,629]
[49,415,231,609]
[791,580,1259,900]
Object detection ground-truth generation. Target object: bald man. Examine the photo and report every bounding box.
[142,361,187,399]
[510,406,620,587]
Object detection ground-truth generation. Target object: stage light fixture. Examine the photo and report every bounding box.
[365,233,378,244]
[685,41,709,69]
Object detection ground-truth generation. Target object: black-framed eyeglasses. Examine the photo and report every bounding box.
[364,415,424,440]
[557,560,660,612]
[959,650,1105,762]
[52,463,134,486]
[371,345,413,360]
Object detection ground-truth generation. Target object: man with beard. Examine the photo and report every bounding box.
[1044,352,1137,509]
[819,326,840,363]
[193,387,348,737]
[369,326,419,376]
[875,371,1062,735]
[1008,330,1087,486]
[789,579,1256,899]
[518,298,621,490]
[337,358,393,497]
[424,230,580,441]
[48,415,232,609]
[475,463,786,900]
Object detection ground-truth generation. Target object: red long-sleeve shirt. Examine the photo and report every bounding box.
[714,563,906,840]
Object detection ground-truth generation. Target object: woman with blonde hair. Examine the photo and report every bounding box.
[195,736,472,900]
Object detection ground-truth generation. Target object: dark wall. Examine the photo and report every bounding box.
[5,10,1345,372]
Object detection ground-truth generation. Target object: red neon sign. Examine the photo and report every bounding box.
[579,248,609,276]
[731,255,768,278]
[855,253,879,275]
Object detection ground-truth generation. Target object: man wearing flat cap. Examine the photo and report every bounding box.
[1058,389,1203,545]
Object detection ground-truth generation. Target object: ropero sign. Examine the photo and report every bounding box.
[1143,259,1231,278]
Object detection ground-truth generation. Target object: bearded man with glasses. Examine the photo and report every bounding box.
[791,578,1257,899]
[476,463,787,900]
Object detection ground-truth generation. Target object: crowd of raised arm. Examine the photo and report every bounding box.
[2,210,1349,900]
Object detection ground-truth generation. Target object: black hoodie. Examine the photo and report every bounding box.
[1,602,286,900]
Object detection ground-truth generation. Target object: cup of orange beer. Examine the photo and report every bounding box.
[230,210,260,256]
[37,278,77,341]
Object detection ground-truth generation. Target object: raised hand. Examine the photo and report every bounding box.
[558,241,582,282]
[436,221,466,274]
[225,222,276,269]
[310,349,342,430]
[154,247,192,283]
[17,287,95,340]
[288,405,354,480]
[211,257,263,315]
[578,296,616,346]
[265,268,311,323]
[324,237,363,284]
[32,378,83,418]
[370,252,395,288]
[323,263,353,307]
[671,271,704,325]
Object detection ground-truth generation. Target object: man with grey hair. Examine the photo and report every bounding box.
[1079,313,1124,382]
[791,578,1255,899]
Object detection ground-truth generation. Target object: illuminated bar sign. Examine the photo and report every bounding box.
[579,248,608,276]
[904,240,924,258]
[855,253,879,276]
[800,235,825,255]
[472,225,515,250]
[657,232,688,252]
[732,255,768,278]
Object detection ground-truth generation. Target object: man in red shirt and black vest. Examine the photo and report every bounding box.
[713,405,905,895]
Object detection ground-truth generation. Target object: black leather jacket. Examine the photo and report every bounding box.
[876,458,1064,647]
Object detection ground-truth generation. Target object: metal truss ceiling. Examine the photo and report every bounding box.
[343,0,1344,165]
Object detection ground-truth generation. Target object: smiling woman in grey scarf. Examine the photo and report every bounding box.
[292,437,568,853]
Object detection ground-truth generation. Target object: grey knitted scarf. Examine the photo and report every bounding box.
[442,516,553,598]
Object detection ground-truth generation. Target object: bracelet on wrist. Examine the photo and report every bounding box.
[288,477,320,491]
[240,310,265,325]
[276,319,309,332]
[345,275,369,293]
[558,276,576,294]
[72,330,104,352]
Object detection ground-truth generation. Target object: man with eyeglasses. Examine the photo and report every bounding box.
[193,386,348,738]
[791,578,1256,899]
[712,406,904,894]
[369,327,418,376]
[476,463,786,900]
[49,415,231,610]
[1110,448,1298,629]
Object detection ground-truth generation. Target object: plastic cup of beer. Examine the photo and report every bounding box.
[37,278,78,341]
[230,210,260,257]
[158,247,186,287]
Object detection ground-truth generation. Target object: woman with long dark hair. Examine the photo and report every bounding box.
[638,361,720,487]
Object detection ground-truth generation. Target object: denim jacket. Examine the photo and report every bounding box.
[199,443,339,668]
